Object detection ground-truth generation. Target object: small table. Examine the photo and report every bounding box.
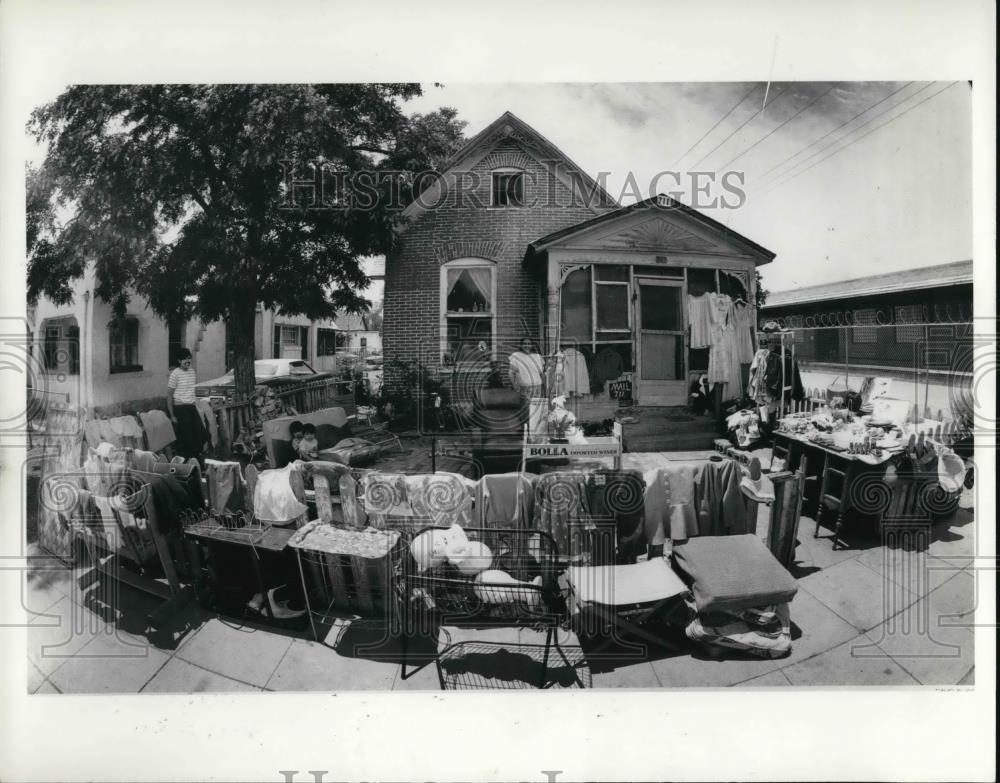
[184,523,297,621]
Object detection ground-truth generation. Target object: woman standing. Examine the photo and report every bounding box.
[167,349,208,461]
[508,337,544,399]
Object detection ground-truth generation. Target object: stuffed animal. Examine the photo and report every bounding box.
[446,540,493,576]
[409,523,468,572]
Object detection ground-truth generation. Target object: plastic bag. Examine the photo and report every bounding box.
[254,464,308,523]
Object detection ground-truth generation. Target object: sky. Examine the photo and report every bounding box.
[21,81,972,300]
[404,81,973,295]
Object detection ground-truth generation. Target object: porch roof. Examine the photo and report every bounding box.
[527,195,776,264]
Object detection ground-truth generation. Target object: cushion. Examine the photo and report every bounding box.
[671,534,797,614]
[568,558,688,607]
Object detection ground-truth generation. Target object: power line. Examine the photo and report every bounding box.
[763,82,936,187]
[688,84,790,170]
[762,81,960,194]
[669,84,759,171]
[754,81,915,184]
[717,83,838,171]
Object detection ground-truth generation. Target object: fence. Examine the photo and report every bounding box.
[759,320,975,427]
[216,377,356,454]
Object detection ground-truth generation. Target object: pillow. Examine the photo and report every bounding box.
[671,534,797,614]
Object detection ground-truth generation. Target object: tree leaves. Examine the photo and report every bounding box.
[27,84,466,397]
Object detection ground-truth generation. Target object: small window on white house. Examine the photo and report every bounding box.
[42,317,80,375]
[492,171,524,207]
[109,317,141,373]
[441,259,496,365]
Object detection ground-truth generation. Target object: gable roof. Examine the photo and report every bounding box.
[528,194,776,264]
[401,111,618,221]
[763,259,973,308]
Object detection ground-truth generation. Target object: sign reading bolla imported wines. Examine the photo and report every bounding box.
[526,443,621,458]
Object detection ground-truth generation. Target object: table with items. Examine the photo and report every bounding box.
[771,408,966,543]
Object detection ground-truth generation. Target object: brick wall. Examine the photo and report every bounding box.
[384,139,611,393]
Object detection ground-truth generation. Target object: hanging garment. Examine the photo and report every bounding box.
[144,472,205,532]
[534,472,591,562]
[408,472,475,526]
[83,419,105,449]
[688,294,713,349]
[254,464,308,524]
[746,349,770,402]
[96,419,121,447]
[695,459,749,536]
[194,398,219,448]
[726,409,762,448]
[361,471,474,527]
[139,410,176,452]
[707,294,743,398]
[109,416,144,447]
[127,448,162,473]
[591,347,624,394]
[584,469,646,563]
[643,463,702,543]
[204,459,246,516]
[149,460,206,505]
[561,348,591,397]
[733,303,756,364]
[474,472,537,530]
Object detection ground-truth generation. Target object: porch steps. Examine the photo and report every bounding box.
[618,406,720,453]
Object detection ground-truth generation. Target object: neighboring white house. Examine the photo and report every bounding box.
[29,264,339,415]
[334,305,383,357]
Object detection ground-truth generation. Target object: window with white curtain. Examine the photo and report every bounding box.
[440,258,496,364]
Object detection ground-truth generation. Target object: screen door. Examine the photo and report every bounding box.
[635,278,687,405]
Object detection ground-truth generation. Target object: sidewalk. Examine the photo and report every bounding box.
[25,490,977,693]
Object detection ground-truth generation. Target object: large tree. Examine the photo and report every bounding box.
[27,84,465,400]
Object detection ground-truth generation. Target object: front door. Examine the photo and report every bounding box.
[635,278,687,405]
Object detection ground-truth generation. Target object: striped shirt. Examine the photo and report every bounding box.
[168,367,197,404]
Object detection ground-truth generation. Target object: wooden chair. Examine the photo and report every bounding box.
[766,457,807,570]
[814,453,856,549]
[770,431,792,471]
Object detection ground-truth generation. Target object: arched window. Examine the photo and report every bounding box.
[491,168,524,208]
[440,258,497,365]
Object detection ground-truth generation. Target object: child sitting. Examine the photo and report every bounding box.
[296,422,319,461]
[289,420,305,456]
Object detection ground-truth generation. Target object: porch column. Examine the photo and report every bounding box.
[545,258,560,356]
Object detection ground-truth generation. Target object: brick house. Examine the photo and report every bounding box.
[383,111,775,419]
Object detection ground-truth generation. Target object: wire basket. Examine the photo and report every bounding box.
[398,526,565,626]
[180,507,271,545]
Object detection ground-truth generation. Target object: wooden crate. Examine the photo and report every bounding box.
[289,521,403,619]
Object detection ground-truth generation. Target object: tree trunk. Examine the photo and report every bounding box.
[229,299,258,403]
